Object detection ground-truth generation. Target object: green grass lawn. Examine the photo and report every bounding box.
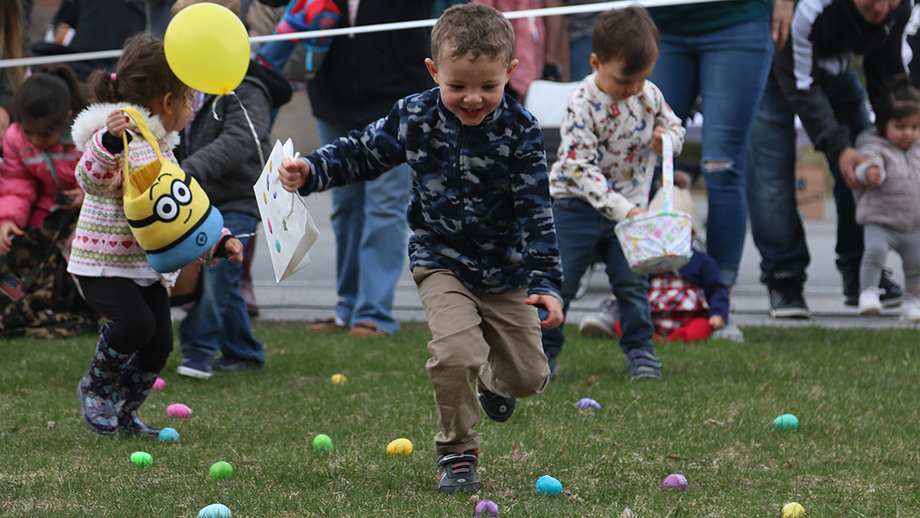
[2,323,919,517]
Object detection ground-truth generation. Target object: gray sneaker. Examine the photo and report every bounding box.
[578,296,619,338]
[711,315,744,342]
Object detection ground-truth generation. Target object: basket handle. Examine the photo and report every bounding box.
[120,106,166,182]
[660,134,674,213]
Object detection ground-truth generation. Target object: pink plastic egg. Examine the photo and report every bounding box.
[166,403,193,418]
[152,378,166,391]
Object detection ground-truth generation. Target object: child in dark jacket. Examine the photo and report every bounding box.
[278,4,562,495]
[174,56,292,379]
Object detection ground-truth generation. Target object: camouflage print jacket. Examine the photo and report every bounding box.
[300,88,562,300]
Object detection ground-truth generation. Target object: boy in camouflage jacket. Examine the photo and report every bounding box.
[279,3,563,495]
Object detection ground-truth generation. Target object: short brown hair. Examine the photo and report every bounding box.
[430,4,515,66]
[592,6,659,75]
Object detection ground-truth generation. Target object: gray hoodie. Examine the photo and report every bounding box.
[854,129,920,232]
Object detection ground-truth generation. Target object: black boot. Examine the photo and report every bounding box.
[115,358,161,437]
[842,267,903,307]
[78,323,131,435]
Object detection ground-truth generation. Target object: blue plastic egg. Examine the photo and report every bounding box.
[198,503,231,518]
[157,427,180,443]
[535,475,563,495]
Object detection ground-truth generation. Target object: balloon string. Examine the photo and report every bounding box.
[224,91,265,167]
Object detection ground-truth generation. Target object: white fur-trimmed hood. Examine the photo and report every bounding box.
[71,102,181,152]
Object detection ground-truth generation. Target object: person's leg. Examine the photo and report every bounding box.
[597,218,658,379]
[316,118,365,327]
[694,14,773,286]
[747,73,811,318]
[478,287,550,399]
[178,264,221,379]
[211,212,265,366]
[349,163,412,335]
[859,225,889,293]
[415,267,490,455]
[649,32,700,123]
[76,276,164,434]
[827,70,870,274]
[541,198,603,369]
[665,317,712,342]
[115,282,173,436]
[568,35,595,82]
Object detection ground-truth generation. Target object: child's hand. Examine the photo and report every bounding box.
[223,238,244,263]
[865,166,883,186]
[526,293,564,329]
[279,157,310,192]
[626,206,645,218]
[0,221,24,254]
[709,315,726,331]
[106,109,130,138]
[649,127,667,154]
[59,188,85,210]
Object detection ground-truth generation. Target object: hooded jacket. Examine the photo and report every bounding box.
[854,129,920,232]
[175,61,292,219]
[0,123,81,229]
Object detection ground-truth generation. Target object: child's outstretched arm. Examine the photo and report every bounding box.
[278,157,310,192]
[526,293,563,328]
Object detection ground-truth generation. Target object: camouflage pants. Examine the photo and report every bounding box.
[0,209,99,338]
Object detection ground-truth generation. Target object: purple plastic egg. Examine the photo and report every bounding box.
[474,499,499,517]
[662,473,687,491]
[575,398,601,411]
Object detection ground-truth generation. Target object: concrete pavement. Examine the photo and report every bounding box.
[233,90,916,330]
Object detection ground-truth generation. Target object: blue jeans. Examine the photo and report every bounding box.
[541,198,654,359]
[179,212,265,365]
[569,35,594,82]
[747,70,868,277]
[315,117,412,335]
[649,14,774,286]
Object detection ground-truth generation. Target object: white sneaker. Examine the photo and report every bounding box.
[578,296,619,337]
[900,294,920,322]
[711,315,744,342]
[858,288,882,316]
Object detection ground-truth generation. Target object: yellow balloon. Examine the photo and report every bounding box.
[164,3,249,95]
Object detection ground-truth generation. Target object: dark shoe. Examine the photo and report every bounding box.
[437,450,480,494]
[626,349,661,381]
[211,356,263,372]
[114,359,160,437]
[78,323,131,435]
[478,386,515,422]
[843,268,902,307]
[766,272,810,319]
[177,357,213,380]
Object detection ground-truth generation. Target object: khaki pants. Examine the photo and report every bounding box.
[414,267,551,455]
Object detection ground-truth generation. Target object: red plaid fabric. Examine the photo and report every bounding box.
[648,273,709,337]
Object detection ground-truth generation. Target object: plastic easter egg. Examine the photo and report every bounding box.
[166,403,193,418]
[535,475,563,495]
[662,473,687,491]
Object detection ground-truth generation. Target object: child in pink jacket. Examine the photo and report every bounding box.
[0,65,86,254]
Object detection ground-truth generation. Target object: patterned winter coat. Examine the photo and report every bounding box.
[299,88,563,299]
[549,74,685,222]
[0,122,81,229]
[67,102,181,284]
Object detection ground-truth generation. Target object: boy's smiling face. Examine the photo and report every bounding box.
[426,53,518,126]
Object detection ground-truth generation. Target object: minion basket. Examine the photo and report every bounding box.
[614,134,692,274]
